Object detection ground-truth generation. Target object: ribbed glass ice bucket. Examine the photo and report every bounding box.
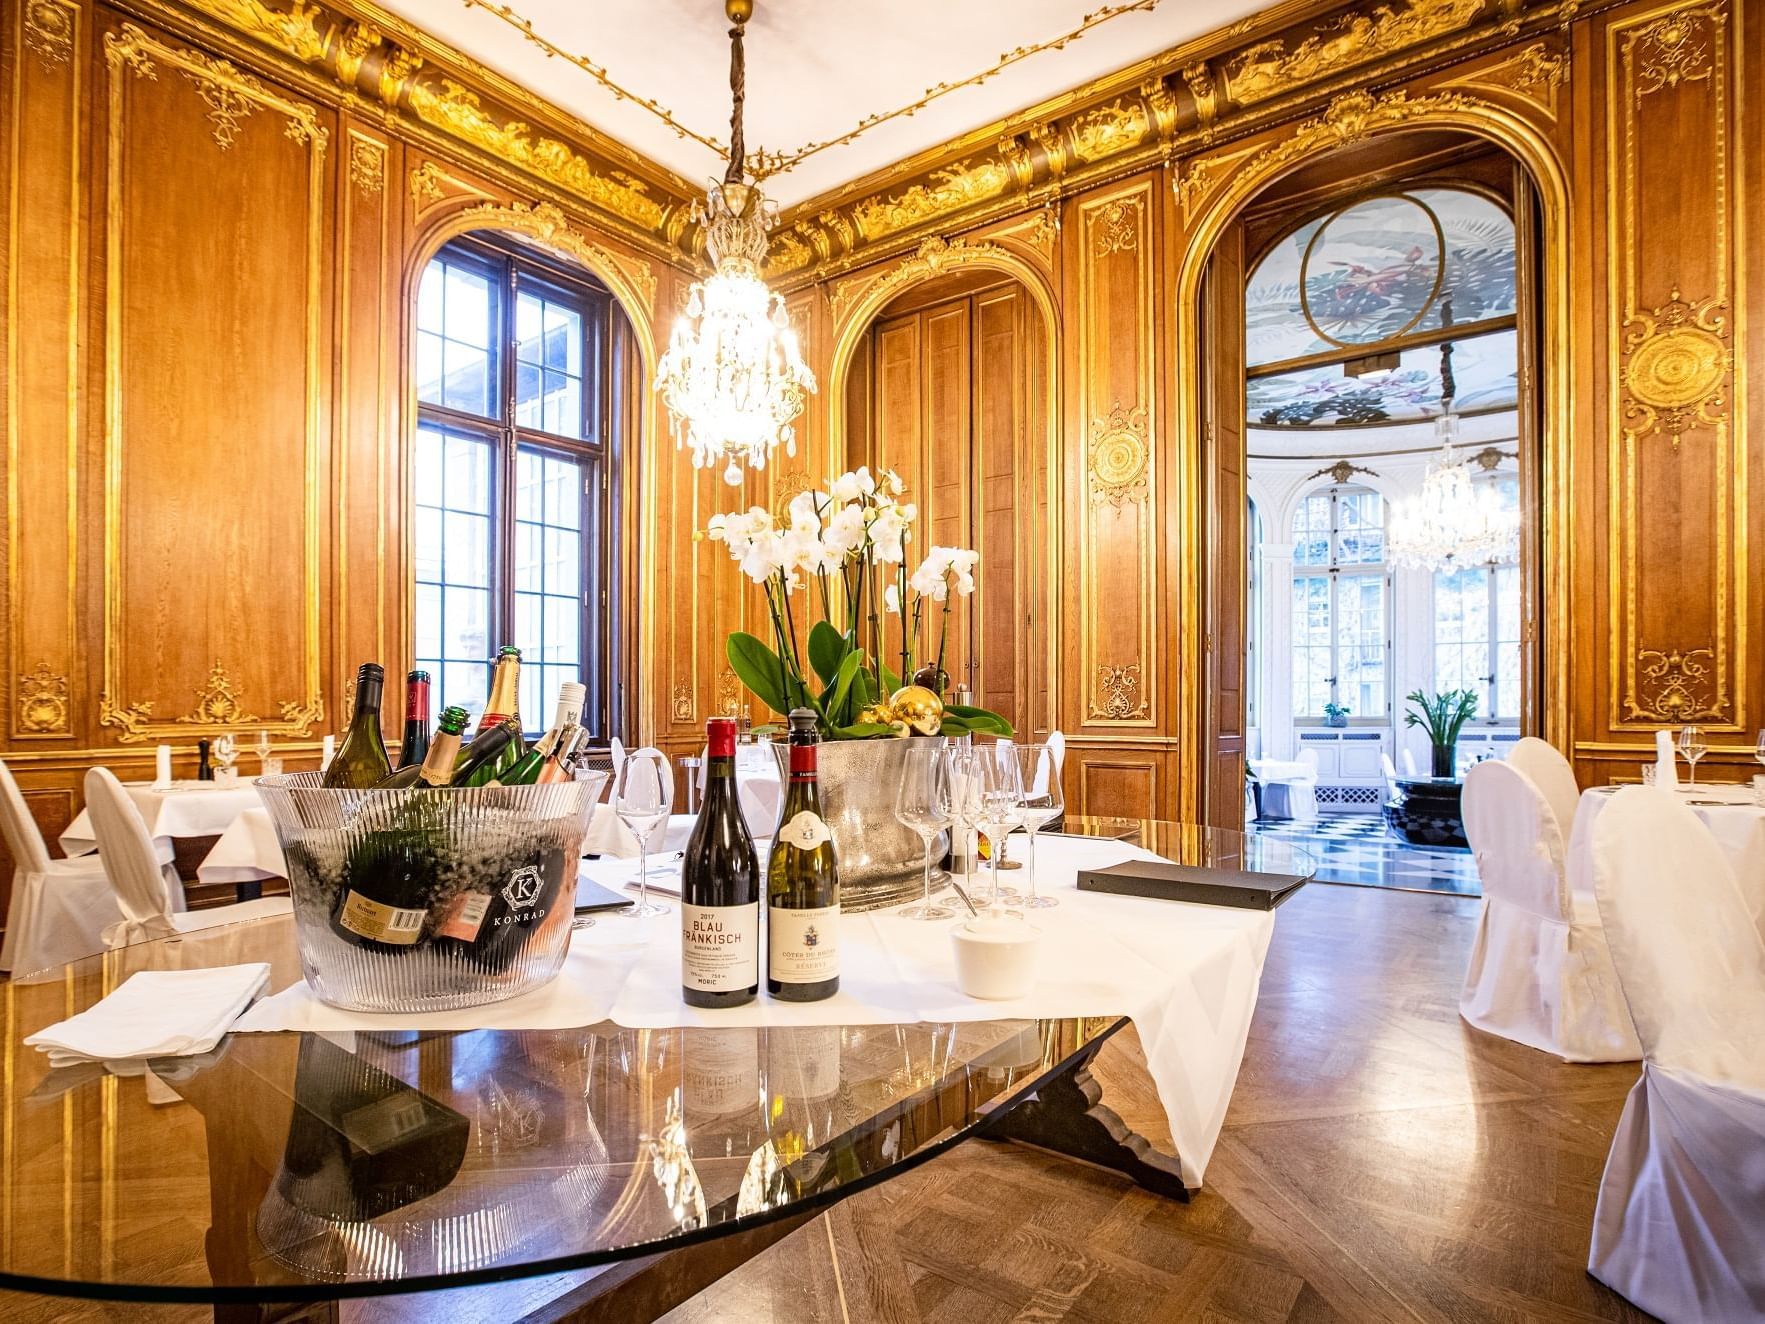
[255,772,605,1012]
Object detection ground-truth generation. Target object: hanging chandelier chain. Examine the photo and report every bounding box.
[724,4,749,184]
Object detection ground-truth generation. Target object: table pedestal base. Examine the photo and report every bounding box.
[983,1038,1191,1201]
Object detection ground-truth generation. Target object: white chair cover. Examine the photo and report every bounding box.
[1379,753,1400,803]
[1046,730,1066,779]
[1587,787,1765,1321]
[1288,747,1319,820]
[0,760,118,974]
[608,736,627,787]
[1400,747,1419,777]
[1458,760,1640,1062]
[1653,729,1680,789]
[85,769,287,950]
[1507,736,1582,841]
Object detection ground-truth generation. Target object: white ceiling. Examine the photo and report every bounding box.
[375,0,1269,209]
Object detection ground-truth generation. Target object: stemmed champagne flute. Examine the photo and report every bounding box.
[1677,725,1708,786]
[971,745,1025,920]
[1007,742,1064,910]
[893,739,953,920]
[615,748,674,918]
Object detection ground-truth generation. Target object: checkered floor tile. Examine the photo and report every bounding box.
[1250,812,1482,897]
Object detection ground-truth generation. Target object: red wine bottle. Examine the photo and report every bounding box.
[680,717,760,1008]
[399,670,432,769]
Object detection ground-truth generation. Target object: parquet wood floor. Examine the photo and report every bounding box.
[0,885,1657,1323]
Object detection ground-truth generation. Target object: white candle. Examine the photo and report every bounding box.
[320,734,336,771]
[154,745,172,788]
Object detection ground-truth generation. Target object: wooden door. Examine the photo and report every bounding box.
[1201,228,1249,829]
[972,286,1028,731]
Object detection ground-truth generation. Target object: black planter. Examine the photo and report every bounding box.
[1431,743,1455,778]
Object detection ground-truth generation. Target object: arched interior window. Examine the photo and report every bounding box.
[1431,473,1523,721]
[1290,485,1388,721]
[1245,187,1517,428]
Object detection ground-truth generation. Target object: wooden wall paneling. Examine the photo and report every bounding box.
[97,18,330,744]
[8,0,83,747]
[972,285,1025,730]
[1074,750,1161,822]
[921,301,973,694]
[1201,226,1248,829]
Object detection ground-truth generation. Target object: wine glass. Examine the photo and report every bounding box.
[1677,725,1708,786]
[1754,729,1765,770]
[253,728,274,774]
[943,745,988,914]
[1007,742,1064,910]
[970,746,1025,920]
[893,739,953,921]
[615,748,674,918]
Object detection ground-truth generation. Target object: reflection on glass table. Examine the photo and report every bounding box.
[1057,816,1318,880]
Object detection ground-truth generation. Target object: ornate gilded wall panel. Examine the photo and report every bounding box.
[1072,181,1158,730]
[1601,0,1743,729]
[7,0,83,737]
[99,22,326,740]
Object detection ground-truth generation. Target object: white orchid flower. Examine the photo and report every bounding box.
[947,548,980,596]
[909,547,954,601]
[822,503,867,559]
[883,582,902,614]
[871,505,909,564]
[828,470,863,504]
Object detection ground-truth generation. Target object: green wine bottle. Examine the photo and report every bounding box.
[766,708,839,1002]
[475,646,525,780]
[452,717,523,787]
[375,706,469,789]
[322,663,393,789]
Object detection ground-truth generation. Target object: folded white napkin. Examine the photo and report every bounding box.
[1655,729,1680,789]
[24,964,270,1069]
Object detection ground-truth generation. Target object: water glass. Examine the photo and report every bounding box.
[1640,763,1657,788]
[1007,742,1064,909]
[1677,725,1708,785]
[615,748,674,919]
[968,746,1024,920]
[892,739,952,921]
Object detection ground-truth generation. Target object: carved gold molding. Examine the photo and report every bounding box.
[451,199,658,318]
[671,681,694,723]
[16,662,70,735]
[1092,198,1141,256]
[1089,405,1150,507]
[1438,40,1569,118]
[406,158,492,215]
[181,662,259,725]
[1172,144,1260,225]
[829,235,1014,329]
[101,663,323,739]
[1070,97,1152,164]
[1630,647,1720,722]
[1631,6,1718,93]
[24,0,76,67]
[348,134,386,193]
[1223,0,1487,104]
[851,159,1012,243]
[715,669,742,717]
[1095,664,1148,722]
[1620,288,1728,446]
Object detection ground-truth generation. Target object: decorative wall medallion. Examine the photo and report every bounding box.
[1095,664,1147,721]
[716,669,743,717]
[1620,288,1728,445]
[1631,647,1721,722]
[771,469,813,519]
[1630,7,1720,95]
[1223,0,1486,105]
[184,59,260,148]
[1070,98,1150,163]
[16,662,69,735]
[851,158,1011,241]
[1091,198,1140,255]
[348,136,385,194]
[671,682,695,723]
[179,663,260,726]
[1089,403,1150,507]
[24,0,75,68]
[454,200,657,316]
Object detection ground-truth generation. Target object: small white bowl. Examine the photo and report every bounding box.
[951,916,1042,1000]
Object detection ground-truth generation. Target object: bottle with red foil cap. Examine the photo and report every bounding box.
[767,708,839,1001]
[399,670,432,770]
[680,716,760,1008]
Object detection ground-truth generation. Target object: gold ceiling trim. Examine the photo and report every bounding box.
[1222,0,1487,104]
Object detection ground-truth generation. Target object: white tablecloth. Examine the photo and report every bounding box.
[196,807,284,887]
[60,780,264,857]
[235,834,1278,1186]
[1569,783,1765,936]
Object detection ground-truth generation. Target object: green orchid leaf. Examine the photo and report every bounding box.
[823,650,863,725]
[937,714,971,735]
[807,620,851,688]
[943,704,1014,736]
[879,662,903,694]
[726,631,789,716]
[831,722,897,740]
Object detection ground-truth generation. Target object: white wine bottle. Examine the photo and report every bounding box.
[767,708,839,1002]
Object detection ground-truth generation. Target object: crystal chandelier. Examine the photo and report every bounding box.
[1387,338,1520,570]
[656,0,815,486]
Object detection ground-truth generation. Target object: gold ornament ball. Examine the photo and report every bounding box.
[856,703,895,727]
[889,685,944,736]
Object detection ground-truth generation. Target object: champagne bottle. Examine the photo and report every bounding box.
[399,670,432,769]
[322,663,393,789]
[534,681,587,757]
[375,706,469,788]
[475,646,524,779]
[681,716,760,1009]
[501,681,589,785]
[767,709,839,1002]
[451,717,523,788]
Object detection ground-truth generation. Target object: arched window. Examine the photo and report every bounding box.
[1432,473,1522,721]
[1244,187,1517,428]
[412,234,620,736]
[1291,485,1388,720]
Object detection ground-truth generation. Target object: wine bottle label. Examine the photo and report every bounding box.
[684,1027,760,1118]
[437,891,491,942]
[681,903,759,993]
[767,1026,841,1099]
[338,891,425,945]
[776,810,831,851]
[768,904,839,985]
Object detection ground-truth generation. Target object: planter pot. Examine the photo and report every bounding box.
[1325,714,1348,728]
[1431,743,1456,778]
[772,737,934,912]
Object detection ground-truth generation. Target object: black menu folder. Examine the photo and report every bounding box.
[1075,860,1308,911]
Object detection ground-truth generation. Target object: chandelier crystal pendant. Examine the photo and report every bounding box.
[656,0,816,486]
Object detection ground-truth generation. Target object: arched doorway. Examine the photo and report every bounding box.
[402,208,657,745]
[1187,120,1562,827]
[831,260,1059,738]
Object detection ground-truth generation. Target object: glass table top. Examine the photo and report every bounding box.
[0,819,1311,1303]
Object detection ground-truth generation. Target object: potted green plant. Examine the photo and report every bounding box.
[1403,688,1479,778]
[1322,701,1351,728]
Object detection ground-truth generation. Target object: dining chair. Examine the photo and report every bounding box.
[1458,759,1640,1061]
[1400,747,1419,778]
[1507,736,1582,842]
[1587,787,1765,1321]
[0,760,117,975]
[83,768,289,949]
[1379,753,1400,804]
